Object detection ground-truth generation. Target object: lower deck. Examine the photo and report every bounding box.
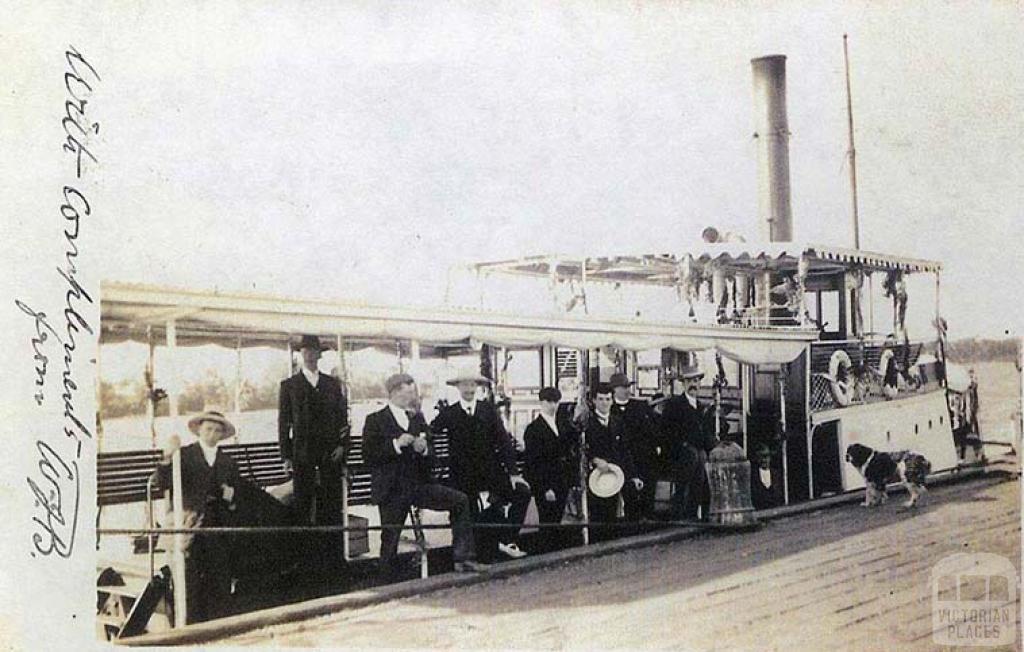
[222,470,1021,650]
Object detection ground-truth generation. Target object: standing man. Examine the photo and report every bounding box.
[585,383,643,541]
[661,365,715,520]
[432,369,531,562]
[609,372,661,522]
[278,334,350,528]
[363,373,485,577]
[523,386,573,553]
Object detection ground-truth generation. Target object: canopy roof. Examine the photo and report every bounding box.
[101,281,817,365]
[472,243,942,286]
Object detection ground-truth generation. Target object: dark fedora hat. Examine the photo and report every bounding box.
[609,372,633,388]
[294,334,332,352]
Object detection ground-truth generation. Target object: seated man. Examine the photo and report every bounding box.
[150,411,250,623]
[363,373,487,578]
[432,369,531,563]
[750,443,783,509]
[584,383,643,542]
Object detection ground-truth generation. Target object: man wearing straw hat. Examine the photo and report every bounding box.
[363,373,485,577]
[432,367,532,562]
[151,410,242,623]
[278,334,350,527]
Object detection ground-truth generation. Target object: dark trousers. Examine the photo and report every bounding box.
[471,484,532,563]
[293,460,345,525]
[532,489,568,553]
[587,481,640,542]
[669,445,709,520]
[634,464,658,520]
[377,483,473,571]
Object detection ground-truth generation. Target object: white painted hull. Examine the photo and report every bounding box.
[812,389,959,491]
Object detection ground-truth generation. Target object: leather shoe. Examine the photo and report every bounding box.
[453,560,491,573]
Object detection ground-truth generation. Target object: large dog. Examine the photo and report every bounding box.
[845,443,932,508]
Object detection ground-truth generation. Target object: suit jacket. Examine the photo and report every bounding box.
[610,399,661,473]
[431,400,517,499]
[523,414,572,497]
[150,442,242,515]
[661,395,716,460]
[584,413,637,480]
[750,465,783,509]
[278,371,349,469]
[362,405,435,505]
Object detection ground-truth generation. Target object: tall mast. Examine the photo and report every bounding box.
[844,34,861,250]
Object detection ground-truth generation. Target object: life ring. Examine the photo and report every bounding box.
[828,349,853,406]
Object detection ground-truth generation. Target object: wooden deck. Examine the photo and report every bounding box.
[224,472,1020,651]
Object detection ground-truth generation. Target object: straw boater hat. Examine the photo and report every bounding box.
[609,373,633,388]
[679,365,704,380]
[187,410,236,440]
[588,463,625,498]
[446,368,492,386]
[294,334,332,352]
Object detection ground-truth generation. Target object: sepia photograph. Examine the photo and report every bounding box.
[1,2,1021,650]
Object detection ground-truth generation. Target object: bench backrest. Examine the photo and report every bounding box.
[97,433,456,508]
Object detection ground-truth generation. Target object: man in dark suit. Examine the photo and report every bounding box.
[660,365,715,520]
[523,386,573,553]
[431,369,531,563]
[609,372,662,521]
[749,443,783,510]
[278,335,350,526]
[151,411,243,623]
[584,383,643,541]
[363,373,485,577]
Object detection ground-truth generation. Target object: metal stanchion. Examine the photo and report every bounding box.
[170,447,187,627]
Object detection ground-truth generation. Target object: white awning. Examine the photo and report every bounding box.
[101,281,817,365]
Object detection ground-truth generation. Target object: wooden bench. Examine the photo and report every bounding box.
[97,434,456,509]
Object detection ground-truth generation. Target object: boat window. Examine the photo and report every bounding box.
[817,290,842,337]
[505,348,543,392]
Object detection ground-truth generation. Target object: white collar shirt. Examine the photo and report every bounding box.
[301,366,320,388]
[541,412,559,436]
[388,403,410,431]
[198,440,219,467]
[460,399,477,417]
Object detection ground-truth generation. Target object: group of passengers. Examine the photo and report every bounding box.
[151,334,783,621]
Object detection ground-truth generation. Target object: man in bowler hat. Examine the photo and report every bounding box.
[278,335,350,526]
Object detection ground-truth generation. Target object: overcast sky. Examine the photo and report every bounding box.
[6,1,1023,339]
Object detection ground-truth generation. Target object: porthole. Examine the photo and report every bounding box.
[915,424,919,434]
[928,419,933,430]
[939,415,944,425]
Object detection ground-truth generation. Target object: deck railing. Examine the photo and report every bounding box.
[809,338,936,413]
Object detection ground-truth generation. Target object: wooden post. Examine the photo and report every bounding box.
[579,348,590,545]
[807,423,816,500]
[233,336,243,420]
[740,364,749,453]
[805,347,813,498]
[166,320,179,422]
[779,377,789,505]
[146,326,156,450]
[336,334,350,561]
[170,447,187,627]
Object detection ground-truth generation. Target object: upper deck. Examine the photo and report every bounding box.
[469,242,943,340]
